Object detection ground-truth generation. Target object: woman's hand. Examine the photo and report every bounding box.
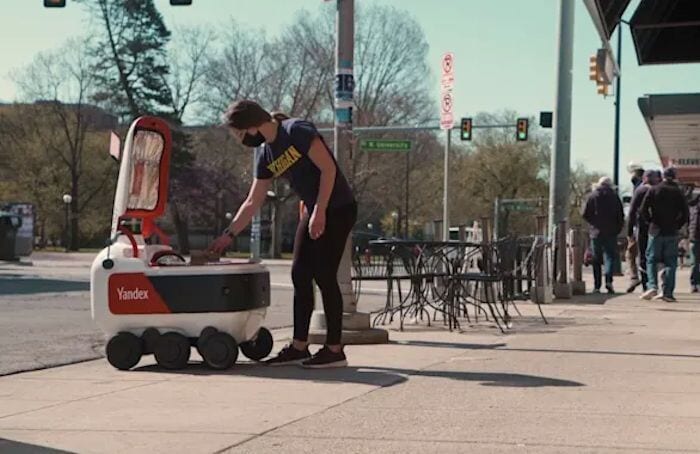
[209,233,233,255]
[309,207,326,240]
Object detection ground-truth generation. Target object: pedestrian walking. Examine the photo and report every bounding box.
[639,168,690,302]
[625,169,660,293]
[582,177,625,294]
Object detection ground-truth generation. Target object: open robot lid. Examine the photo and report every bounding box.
[111,117,172,236]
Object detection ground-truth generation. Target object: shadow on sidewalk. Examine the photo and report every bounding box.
[379,368,584,388]
[496,346,700,359]
[391,340,507,350]
[134,362,408,388]
[0,438,74,454]
[0,275,88,295]
[133,362,583,388]
[547,292,616,305]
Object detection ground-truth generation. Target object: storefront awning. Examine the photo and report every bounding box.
[638,94,700,184]
[630,0,700,65]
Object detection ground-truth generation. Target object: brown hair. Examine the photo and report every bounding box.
[271,111,290,122]
[222,100,271,129]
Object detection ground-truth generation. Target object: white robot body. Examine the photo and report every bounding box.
[90,117,272,371]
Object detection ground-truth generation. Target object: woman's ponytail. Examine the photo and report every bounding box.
[271,111,290,122]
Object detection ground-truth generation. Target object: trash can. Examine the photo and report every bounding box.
[0,211,22,261]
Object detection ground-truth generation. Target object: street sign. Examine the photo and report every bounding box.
[360,139,411,151]
[440,92,454,130]
[508,204,535,212]
[440,52,455,131]
[440,52,455,90]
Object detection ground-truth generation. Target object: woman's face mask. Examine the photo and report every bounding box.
[242,131,265,147]
[231,127,266,147]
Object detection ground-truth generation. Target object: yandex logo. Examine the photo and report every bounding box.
[108,273,170,314]
[116,287,149,302]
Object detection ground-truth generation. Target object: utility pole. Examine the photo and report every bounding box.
[549,0,575,237]
[333,0,355,314]
[443,130,451,241]
[549,0,575,300]
[613,25,623,188]
[309,0,388,345]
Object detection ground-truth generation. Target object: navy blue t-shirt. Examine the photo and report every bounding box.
[254,119,355,210]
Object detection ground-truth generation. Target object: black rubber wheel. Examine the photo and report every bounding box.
[106,332,143,371]
[154,332,191,370]
[141,327,160,354]
[196,326,219,358]
[240,327,273,361]
[200,332,238,370]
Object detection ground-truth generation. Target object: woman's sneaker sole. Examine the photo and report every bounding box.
[267,359,308,367]
[301,359,348,369]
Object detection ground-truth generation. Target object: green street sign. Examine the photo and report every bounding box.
[508,203,535,212]
[360,139,411,151]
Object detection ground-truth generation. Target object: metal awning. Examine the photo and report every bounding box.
[630,0,700,65]
[638,94,700,183]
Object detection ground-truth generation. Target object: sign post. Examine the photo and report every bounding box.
[440,52,455,241]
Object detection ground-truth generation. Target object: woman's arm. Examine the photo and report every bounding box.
[227,178,271,235]
[307,137,336,212]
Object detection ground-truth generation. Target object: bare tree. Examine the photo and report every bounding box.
[7,38,116,250]
[198,21,269,123]
[166,26,215,123]
[192,4,437,246]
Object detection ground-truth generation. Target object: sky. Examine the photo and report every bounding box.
[2,0,700,183]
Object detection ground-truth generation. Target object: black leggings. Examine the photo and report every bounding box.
[292,202,357,345]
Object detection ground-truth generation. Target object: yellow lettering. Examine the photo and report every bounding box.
[267,147,303,177]
[288,146,302,160]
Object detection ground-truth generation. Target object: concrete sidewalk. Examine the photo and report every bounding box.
[1,271,699,453]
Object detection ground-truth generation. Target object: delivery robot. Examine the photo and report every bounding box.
[90,116,273,371]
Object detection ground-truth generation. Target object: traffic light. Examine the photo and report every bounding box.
[590,52,611,96]
[460,117,472,141]
[589,55,599,81]
[44,0,66,7]
[516,118,528,141]
[597,82,610,96]
[169,0,192,4]
[539,111,553,128]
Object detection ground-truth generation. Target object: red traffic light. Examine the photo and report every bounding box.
[44,0,66,7]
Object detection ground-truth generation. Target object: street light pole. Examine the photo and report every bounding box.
[548,0,575,237]
[62,194,72,252]
[548,0,575,300]
[613,24,623,188]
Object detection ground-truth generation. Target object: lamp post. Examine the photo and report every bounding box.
[391,211,399,238]
[62,194,72,252]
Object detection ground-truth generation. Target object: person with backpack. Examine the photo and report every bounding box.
[210,100,357,368]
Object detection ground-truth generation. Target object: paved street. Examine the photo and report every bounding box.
[0,270,698,453]
[0,252,389,376]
